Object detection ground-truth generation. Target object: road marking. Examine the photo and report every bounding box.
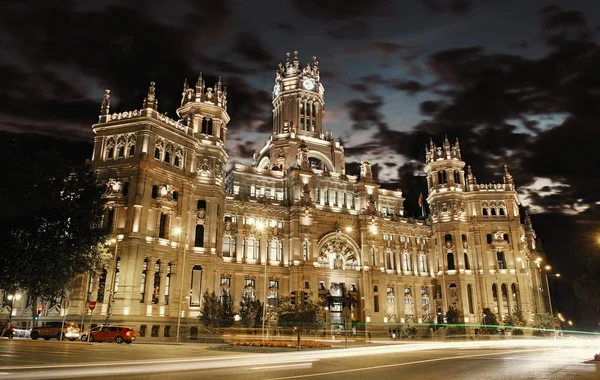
[264,348,552,380]
[251,362,314,370]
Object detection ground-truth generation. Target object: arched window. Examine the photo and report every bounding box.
[117,144,125,158]
[164,263,171,305]
[201,118,208,134]
[194,224,205,247]
[154,147,161,159]
[174,155,180,168]
[402,253,409,272]
[464,252,470,270]
[128,144,135,157]
[152,261,160,304]
[499,207,505,216]
[503,233,510,243]
[491,208,497,216]
[151,185,158,199]
[418,254,425,273]
[207,119,213,135]
[107,146,114,160]
[447,252,455,271]
[482,208,488,216]
[492,284,499,313]
[172,191,178,201]
[164,151,171,164]
[445,234,453,243]
[387,250,395,270]
[511,283,520,310]
[486,234,493,244]
[501,283,509,314]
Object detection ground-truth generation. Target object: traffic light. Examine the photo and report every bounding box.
[35,306,42,320]
[302,291,309,304]
[290,291,296,305]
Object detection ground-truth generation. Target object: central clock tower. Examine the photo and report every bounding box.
[272,51,324,138]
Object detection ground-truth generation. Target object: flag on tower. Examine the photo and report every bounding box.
[418,192,425,217]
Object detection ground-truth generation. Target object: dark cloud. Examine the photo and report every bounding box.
[274,22,295,32]
[349,83,369,93]
[344,96,387,131]
[231,32,274,66]
[291,0,394,20]
[224,76,272,134]
[388,80,426,95]
[420,0,472,14]
[327,19,370,40]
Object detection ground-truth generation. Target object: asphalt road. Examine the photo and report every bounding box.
[1,338,599,379]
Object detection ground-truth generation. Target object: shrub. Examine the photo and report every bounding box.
[511,329,524,336]
[400,325,418,340]
[229,340,331,348]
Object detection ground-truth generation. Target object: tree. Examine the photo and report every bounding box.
[276,292,326,334]
[199,291,221,327]
[239,293,261,328]
[480,307,500,334]
[0,148,108,324]
[503,308,527,335]
[573,254,600,312]
[445,305,460,324]
[532,313,559,336]
[220,292,235,327]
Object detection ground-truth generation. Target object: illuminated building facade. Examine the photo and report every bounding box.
[0,52,545,338]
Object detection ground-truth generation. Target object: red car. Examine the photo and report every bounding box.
[89,326,136,344]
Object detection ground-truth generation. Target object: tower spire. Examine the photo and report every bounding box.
[503,164,514,186]
[143,82,158,110]
[100,89,110,116]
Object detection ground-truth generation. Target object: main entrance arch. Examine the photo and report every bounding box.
[316,230,361,270]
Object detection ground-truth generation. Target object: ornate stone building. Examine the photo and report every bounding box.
[1,52,547,338]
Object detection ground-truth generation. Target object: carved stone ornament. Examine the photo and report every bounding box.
[300,183,313,207]
[445,240,454,250]
[319,235,357,270]
[267,226,282,241]
[384,239,396,250]
[300,227,312,241]
[197,209,206,220]
[440,202,450,217]
[223,220,238,236]
[105,178,122,196]
[400,239,412,252]
[366,194,377,215]
[462,240,468,249]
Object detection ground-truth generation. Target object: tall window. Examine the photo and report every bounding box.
[492,284,499,314]
[159,213,168,239]
[194,224,205,247]
[197,199,206,210]
[464,252,470,270]
[303,241,309,260]
[128,144,135,157]
[268,280,279,308]
[402,253,409,272]
[418,254,425,273]
[467,284,474,314]
[270,241,277,261]
[497,251,506,269]
[278,241,283,261]
[371,247,376,266]
[117,144,125,158]
[152,261,160,304]
[222,236,231,257]
[164,263,171,305]
[114,257,120,293]
[315,188,320,203]
[447,252,455,270]
[97,266,107,303]
[190,265,203,306]
[106,208,115,232]
[511,283,520,310]
[140,259,148,303]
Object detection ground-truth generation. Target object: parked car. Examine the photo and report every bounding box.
[89,326,136,344]
[80,325,104,342]
[30,322,81,341]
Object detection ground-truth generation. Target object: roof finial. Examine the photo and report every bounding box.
[143,82,158,110]
[100,89,110,116]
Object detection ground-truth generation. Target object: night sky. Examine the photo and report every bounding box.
[1,0,599,327]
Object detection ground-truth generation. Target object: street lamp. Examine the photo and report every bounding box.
[7,292,21,326]
[104,236,120,325]
[544,268,561,316]
[255,220,268,342]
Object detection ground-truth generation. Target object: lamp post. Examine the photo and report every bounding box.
[174,227,185,344]
[104,236,119,325]
[544,265,560,316]
[255,220,267,342]
[7,292,21,333]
